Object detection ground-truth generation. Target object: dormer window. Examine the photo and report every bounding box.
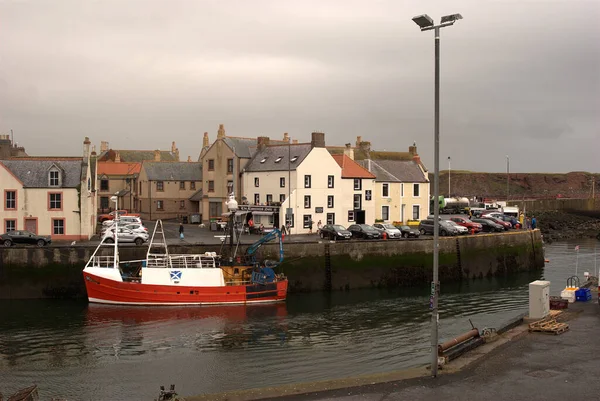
[260,157,268,163]
[49,169,60,187]
[275,157,282,163]
[290,156,298,163]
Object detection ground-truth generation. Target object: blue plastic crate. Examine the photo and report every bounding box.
[575,288,591,297]
[576,293,592,302]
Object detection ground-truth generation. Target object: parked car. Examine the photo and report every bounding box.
[98,209,141,223]
[373,223,402,239]
[482,216,512,230]
[101,227,149,246]
[445,220,469,235]
[347,224,381,240]
[472,218,504,232]
[102,223,148,235]
[496,214,521,229]
[398,225,420,238]
[320,224,352,240]
[102,216,143,227]
[1,231,52,247]
[419,219,457,236]
[449,216,483,233]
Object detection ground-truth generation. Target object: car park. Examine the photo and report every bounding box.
[1,231,52,247]
[373,223,402,239]
[446,220,468,235]
[496,214,521,229]
[482,216,511,230]
[347,224,381,240]
[102,216,143,227]
[419,219,458,236]
[320,224,352,240]
[102,223,148,236]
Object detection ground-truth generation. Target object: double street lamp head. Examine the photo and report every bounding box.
[412,13,463,31]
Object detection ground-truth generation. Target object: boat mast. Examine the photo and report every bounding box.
[110,194,119,269]
[226,193,238,264]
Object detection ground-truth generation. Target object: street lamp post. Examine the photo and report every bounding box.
[448,156,451,197]
[506,155,510,201]
[412,12,462,378]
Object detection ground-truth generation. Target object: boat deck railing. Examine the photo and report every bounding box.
[145,254,219,269]
[87,255,116,268]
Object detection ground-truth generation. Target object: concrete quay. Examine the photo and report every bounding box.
[187,301,600,401]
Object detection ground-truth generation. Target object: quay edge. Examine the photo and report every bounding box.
[0,230,544,299]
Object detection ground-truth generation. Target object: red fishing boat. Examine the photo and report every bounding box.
[83,196,288,306]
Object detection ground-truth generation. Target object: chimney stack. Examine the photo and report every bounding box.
[83,137,91,160]
[217,124,226,139]
[409,142,417,155]
[311,132,325,148]
[91,145,97,156]
[257,136,270,151]
[203,132,209,148]
[100,141,109,153]
[154,149,161,161]
[292,139,298,144]
[344,143,354,160]
[355,136,362,147]
[283,133,290,143]
[171,141,177,153]
[413,154,421,164]
[187,156,192,162]
[115,151,121,163]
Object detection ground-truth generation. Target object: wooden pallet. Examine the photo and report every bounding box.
[528,318,569,335]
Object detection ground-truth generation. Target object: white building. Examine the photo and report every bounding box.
[241,132,376,234]
[0,137,97,240]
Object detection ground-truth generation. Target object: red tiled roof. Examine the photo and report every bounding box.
[97,162,141,176]
[332,154,376,179]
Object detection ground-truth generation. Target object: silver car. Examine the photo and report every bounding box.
[373,223,402,239]
[102,227,149,246]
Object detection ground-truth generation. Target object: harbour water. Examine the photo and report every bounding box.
[0,238,597,400]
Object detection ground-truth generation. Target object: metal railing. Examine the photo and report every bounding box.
[88,255,116,268]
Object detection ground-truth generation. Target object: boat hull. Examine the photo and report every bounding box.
[83,271,288,306]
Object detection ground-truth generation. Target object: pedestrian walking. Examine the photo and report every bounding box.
[317,220,323,234]
[179,223,185,240]
[531,215,537,230]
[519,212,525,229]
[308,219,314,234]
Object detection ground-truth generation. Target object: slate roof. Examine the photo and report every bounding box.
[222,137,259,159]
[243,144,313,172]
[98,149,178,162]
[1,158,83,188]
[142,162,202,181]
[332,154,376,179]
[356,159,428,183]
[189,189,203,201]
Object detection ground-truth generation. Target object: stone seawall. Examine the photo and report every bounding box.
[0,230,544,299]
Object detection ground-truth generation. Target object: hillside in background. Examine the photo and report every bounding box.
[433,171,599,200]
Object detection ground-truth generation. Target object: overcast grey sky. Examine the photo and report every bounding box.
[1,0,599,173]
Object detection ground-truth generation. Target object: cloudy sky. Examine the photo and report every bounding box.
[1,0,598,173]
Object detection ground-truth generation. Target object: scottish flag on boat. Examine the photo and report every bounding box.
[170,270,182,281]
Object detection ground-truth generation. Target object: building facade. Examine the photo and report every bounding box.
[200,124,290,223]
[137,161,203,221]
[0,137,97,240]
[241,132,375,234]
[97,159,141,213]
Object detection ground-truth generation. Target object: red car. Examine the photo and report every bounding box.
[450,217,482,233]
[482,216,511,230]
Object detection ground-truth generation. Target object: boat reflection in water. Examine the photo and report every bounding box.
[84,303,289,358]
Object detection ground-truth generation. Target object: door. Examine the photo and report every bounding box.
[25,218,37,234]
[209,202,222,220]
[355,210,366,225]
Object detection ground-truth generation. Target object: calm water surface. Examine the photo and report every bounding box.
[0,238,598,400]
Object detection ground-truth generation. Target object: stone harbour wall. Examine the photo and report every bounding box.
[0,230,544,299]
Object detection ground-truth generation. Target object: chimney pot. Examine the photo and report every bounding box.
[115,151,121,163]
[311,132,325,148]
[203,132,209,148]
[100,141,109,153]
[292,139,298,144]
[283,133,290,143]
[187,156,192,162]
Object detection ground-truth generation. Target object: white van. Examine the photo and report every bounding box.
[502,206,520,218]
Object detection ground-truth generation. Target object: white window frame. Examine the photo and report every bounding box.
[353,194,361,210]
[5,219,16,232]
[254,177,260,187]
[49,169,60,187]
[254,193,260,205]
[353,179,361,190]
[328,175,334,188]
[382,205,390,221]
[412,204,420,220]
[304,195,311,209]
[52,219,65,235]
[303,214,312,228]
[327,195,334,208]
[326,213,335,225]
[348,211,355,222]
[382,183,389,197]
[266,194,273,204]
[413,183,420,197]
[280,177,285,188]
[304,175,311,188]
[279,194,286,203]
